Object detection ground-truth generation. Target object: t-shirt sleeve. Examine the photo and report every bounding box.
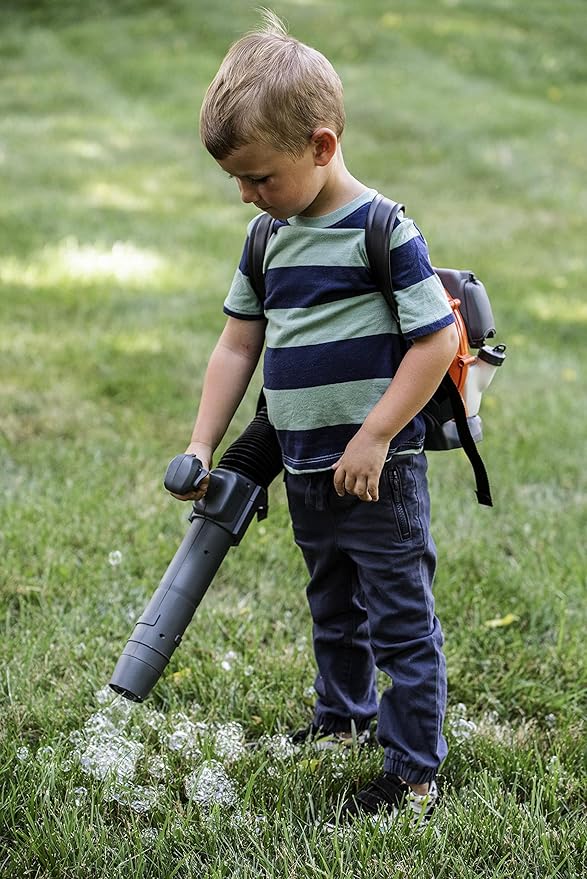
[389,214,455,339]
[223,219,266,321]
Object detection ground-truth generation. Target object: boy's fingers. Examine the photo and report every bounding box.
[333,466,346,496]
[367,476,379,502]
[169,474,210,502]
[352,477,372,501]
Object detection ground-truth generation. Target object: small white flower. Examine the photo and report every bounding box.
[108,550,123,567]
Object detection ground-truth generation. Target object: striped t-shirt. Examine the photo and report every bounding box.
[224,188,455,474]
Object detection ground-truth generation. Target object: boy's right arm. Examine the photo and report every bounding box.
[170,316,266,501]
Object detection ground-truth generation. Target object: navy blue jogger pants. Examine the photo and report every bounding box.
[284,453,448,785]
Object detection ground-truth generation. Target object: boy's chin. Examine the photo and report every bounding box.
[257,204,288,221]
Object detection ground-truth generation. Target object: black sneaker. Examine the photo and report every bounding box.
[290,722,371,751]
[334,773,438,829]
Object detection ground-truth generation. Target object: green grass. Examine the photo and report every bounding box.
[1,1,586,876]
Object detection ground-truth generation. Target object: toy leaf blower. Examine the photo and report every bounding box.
[109,405,283,702]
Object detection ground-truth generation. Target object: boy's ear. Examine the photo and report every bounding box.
[310,128,338,166]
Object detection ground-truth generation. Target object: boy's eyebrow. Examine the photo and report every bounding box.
[227,169,270,178]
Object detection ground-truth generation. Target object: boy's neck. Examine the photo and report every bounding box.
[300,150,367,218]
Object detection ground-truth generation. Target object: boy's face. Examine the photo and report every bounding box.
[217,138,331,220]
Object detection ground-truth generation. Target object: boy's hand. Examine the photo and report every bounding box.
[332,427,390,502]
[168,442,212,502]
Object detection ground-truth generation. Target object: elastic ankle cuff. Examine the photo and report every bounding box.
[384,755,437,785]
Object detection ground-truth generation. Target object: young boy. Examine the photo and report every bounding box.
[171,12,458,825]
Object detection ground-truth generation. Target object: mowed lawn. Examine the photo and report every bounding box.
[0,1,586,877]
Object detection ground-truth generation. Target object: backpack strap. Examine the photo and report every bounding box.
[438,375,492,506]
[247,212,276,304]
[365,193,403,322]
[365,193,493,507]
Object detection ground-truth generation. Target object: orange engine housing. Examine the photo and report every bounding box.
[446,294,476,397]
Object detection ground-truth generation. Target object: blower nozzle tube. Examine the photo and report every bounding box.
[109,406,282,702]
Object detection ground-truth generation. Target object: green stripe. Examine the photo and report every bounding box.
[268,225,367,270]
[390,217,420,250]
[395,276,451,334]
[224,268,264,317]
[265,378,391,431]
[265,292,398,349]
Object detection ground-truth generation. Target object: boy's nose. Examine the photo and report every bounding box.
[238,179,257,204]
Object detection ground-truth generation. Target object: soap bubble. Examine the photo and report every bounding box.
[104,780,162,813]
[449,718,477,742]
[258,734,296,760]
[447,703,478,742]
[144,754,168,781]
[185,760,238,809]
[143,710,166,732]
[162,714,202,760]
[140,827,160,845]
[214,722,245,763]
[36,745,56,763]
[95,685,114,705]
[73,786,88,807]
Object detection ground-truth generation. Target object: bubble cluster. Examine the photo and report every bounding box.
[71,695,142,783]
[78,730,143,782]
[43,683,304,824]
[68,688,159,812]
[447,702,544,748]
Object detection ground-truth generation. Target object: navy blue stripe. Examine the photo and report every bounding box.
[391,234,435,290]
[265,265,375,310]
[404,312,455,340]
[328,201,371,230]
[223,305,264,321]
[239,220,288,278]
[277,419,425,470]
[238,240,250,277]
[264,333,405,390]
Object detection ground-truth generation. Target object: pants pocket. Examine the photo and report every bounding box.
[387,464,412,541]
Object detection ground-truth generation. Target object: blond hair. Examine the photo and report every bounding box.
[200,9,345,159]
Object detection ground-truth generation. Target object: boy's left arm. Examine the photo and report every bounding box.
[332,323,459,501]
